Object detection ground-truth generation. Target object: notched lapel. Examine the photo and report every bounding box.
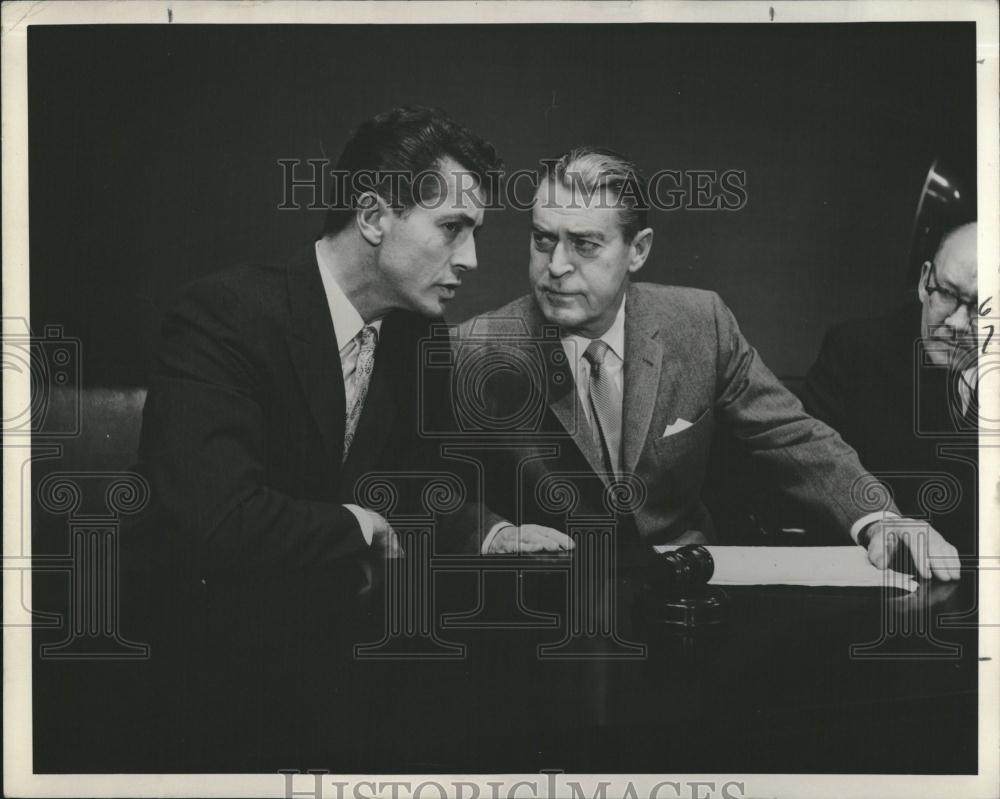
[525,307,611,484]
[285,251,348,468]
[546,349,610,482]
[622,286,666,473]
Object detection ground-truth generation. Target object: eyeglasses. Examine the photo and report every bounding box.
[923,261,979,318]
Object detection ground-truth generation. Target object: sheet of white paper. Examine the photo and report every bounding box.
[653,545,919,592]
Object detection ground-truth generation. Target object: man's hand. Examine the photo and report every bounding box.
[370,512,404,558]
[487,524,576,555]
[864,519,960,580]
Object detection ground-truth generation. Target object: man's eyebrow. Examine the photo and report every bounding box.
[567,229,606,242]
[938,274,975,299]
[442,212,480,228]
[531,224,557,236]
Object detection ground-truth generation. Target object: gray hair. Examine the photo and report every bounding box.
[540,146,650,240]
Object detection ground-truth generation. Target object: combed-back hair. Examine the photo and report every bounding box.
[322,106,503,235]
[539,146,650,241]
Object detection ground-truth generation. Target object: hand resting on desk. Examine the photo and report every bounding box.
[486,524,576,554]
[863,518,961,581]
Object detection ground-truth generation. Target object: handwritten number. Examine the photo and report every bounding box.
[977,297,994,353]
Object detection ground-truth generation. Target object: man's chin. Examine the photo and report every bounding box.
[535,295,579,328]
[539,307,579,329]
[928,338,978,365]
[410,297,447,319]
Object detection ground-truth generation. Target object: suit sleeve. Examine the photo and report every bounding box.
[710,294,896,538]
[138,279,367,578]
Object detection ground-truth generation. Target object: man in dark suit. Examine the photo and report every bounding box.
[802,221,979,555]
[460,146,960,579]
[136,106,505,580]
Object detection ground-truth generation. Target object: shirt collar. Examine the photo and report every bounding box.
[314,240,382,352]
[562,293,627,362]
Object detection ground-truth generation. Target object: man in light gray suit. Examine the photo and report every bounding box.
[459,146,959,579]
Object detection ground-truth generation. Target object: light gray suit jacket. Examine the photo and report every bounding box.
[456,282,888,545]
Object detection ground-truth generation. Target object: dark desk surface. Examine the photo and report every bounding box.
[33,547,978,775]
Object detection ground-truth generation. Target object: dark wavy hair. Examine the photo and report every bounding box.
[322,106,503,235]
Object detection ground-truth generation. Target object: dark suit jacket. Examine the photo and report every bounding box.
[801,303,978,554]
[136,248,484,580]
[457,282,890,545]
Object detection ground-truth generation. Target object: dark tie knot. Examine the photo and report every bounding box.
[584,339,611,376]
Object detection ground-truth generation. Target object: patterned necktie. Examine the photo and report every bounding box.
[583,339,622,476]
[343,325,378,461]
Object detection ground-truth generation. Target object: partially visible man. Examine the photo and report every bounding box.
[136,106,503,580]
[802,221,979,554]
[462,147,960,579]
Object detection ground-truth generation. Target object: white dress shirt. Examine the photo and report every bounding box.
[315,241,383,546]
[957,365,978,417]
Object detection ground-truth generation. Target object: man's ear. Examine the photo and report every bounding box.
[627,227,654,274]
[917,259,932,302]
[356,191,390,246]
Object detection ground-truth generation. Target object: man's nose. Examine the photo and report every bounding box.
[947,303,974,333]
[548,241,574,278]
[453,235,478,272]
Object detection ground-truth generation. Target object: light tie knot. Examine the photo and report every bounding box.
[583,339,611,377]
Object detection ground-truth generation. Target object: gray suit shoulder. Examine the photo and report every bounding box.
[633,281,720,302]
[631,282,726,323]
[457,295,537,339]
[457,284,728,339]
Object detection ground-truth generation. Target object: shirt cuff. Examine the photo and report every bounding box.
[850,510,900,544]
[344,504,376,546]
[481,521,515,554]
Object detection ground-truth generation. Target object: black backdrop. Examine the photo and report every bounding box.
[28,23,976,386]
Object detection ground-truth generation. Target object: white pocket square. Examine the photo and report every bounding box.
[661,418,693,437]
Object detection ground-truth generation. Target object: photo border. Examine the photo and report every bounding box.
[3,2,997,797]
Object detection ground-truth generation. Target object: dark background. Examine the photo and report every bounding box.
[28,23,976,386]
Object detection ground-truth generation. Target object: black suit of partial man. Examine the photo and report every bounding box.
[135,107,504,581]
[802,221,979,556]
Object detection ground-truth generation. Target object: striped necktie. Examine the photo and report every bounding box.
[583,339,622,476]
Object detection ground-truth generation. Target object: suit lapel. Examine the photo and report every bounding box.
[285,248,348,468]
[524,302,612,483]
[622,284,665,473]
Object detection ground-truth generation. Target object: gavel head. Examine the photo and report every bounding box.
[649,544,715,597]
